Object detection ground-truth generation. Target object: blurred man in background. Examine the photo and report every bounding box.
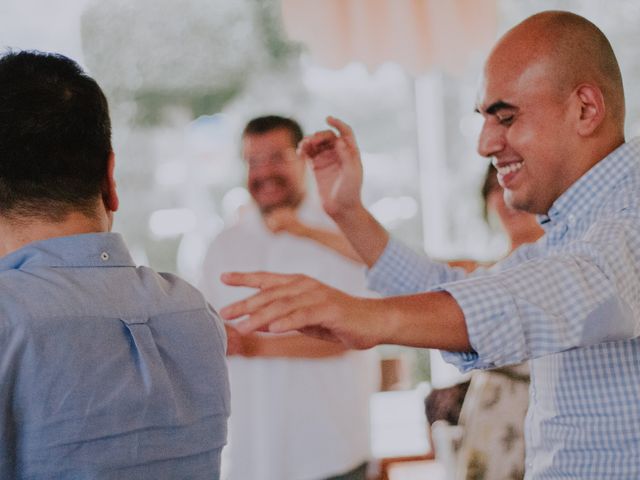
[200,115,378,480]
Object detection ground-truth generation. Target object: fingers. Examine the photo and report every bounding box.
[267,304,323,334]
[298,130,337,158]
[333,137,352,166]
[219,273,310,321]
[230,287,317,334]
[326,116,356,149]
[298,119,353,150]
[219,271,372,348]
[297,117,358,163]
[221,276,334,335]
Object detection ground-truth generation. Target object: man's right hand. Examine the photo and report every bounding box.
[220,271,383,350]
[298,116,364,220]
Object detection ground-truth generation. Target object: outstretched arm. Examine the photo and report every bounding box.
[220,271,470,352]
[221,213,640,370]
[298,117,389,267]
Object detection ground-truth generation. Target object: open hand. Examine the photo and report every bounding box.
[219,271,382,350]
[297,117,363,218]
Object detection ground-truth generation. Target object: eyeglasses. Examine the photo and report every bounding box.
[246,148,298,169]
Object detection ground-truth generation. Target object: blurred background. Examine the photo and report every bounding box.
[2,0,640,386]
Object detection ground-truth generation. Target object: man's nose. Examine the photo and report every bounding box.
[477,121,504,158]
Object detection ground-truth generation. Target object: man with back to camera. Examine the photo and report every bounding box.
[222,11,640,479]
[199,115,379,480]
[0,50,229,479]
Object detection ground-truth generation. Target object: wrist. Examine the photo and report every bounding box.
[241,334,262,357]
[329,201,367,226]
[332,204,389,268]
[374,297,403,346]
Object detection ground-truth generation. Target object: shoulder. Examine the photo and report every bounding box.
[135,266,213,314]
[146,268,227,340]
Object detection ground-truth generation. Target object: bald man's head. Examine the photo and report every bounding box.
[476,11,626,215]
[494,11,625,128]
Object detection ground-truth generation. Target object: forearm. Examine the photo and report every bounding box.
[369,291,471,352]
[245,334,348,358]
[330,203,389,268]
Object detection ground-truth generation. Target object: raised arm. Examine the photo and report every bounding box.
[299,117,389,267]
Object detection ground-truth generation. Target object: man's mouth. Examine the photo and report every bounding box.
[495,161,524,176]
[495,160,524,187]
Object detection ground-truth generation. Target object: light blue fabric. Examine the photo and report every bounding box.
[368,138,640,479]
[0,233,229,479]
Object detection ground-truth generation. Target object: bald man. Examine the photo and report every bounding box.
[222,11,640,480]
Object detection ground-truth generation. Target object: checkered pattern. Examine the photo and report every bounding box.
[368,138,640,479]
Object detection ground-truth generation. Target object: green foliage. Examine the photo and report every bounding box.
[81,0,301,125]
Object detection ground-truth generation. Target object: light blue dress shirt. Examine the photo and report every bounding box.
[368,138,640,479]
[0,233,229,479]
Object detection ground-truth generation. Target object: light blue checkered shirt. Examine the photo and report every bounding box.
[369,138,640,479]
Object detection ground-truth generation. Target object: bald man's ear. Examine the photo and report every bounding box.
[573,83,606,136]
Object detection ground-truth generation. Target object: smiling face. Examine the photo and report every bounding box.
[476,55,577,215]
[475,11,625,215]
[243,128,306,214]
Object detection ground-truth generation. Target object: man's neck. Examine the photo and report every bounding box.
[0,210,111,257]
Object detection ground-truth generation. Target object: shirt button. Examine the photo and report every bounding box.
[100,252,110,261]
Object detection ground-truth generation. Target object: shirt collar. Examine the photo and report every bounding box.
[538,137,640,230]
[0,232,135,271]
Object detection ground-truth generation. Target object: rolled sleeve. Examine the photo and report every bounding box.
[440,274,527,371]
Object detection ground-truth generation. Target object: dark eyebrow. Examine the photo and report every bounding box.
[475,100,517,115]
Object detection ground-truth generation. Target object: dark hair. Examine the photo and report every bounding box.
[481,162,500,221]
[0,50,112,219]
[242,115,303,148]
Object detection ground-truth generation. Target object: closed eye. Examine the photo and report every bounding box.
[497,113,515,126]
[479,100,518,127]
